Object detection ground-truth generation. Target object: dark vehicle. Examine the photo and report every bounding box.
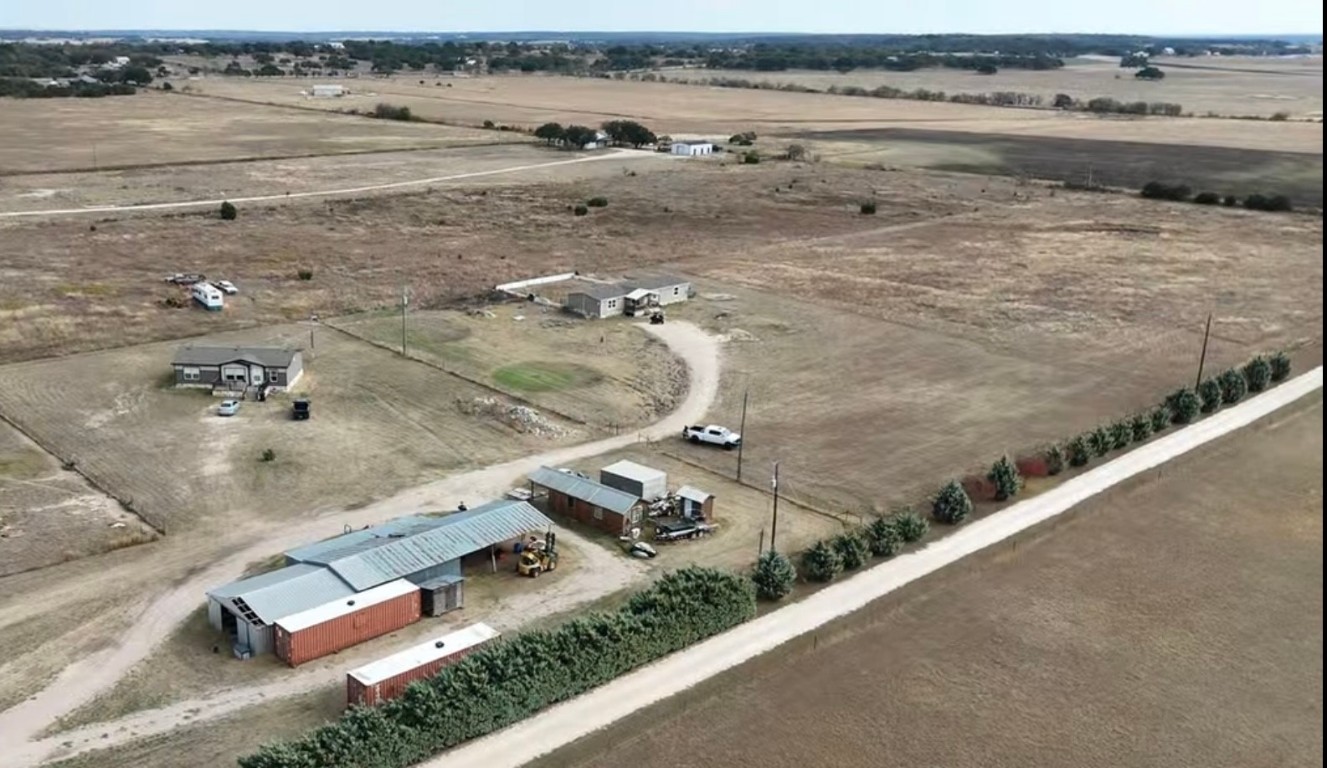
[292,398,311,420]
[164,273,206,285]
[649,309,665,325]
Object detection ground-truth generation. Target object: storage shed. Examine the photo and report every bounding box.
[273,579,421,667]
[346,623,500,707]
[207,563,355,657]
[600,460,668,501]
[418,574,465,617]
[676,486,715,521]
[528,466,644,536]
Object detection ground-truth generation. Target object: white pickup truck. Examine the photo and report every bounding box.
[682,424,742,449]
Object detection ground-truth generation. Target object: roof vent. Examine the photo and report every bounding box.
[346,600,356,606]
[434,640,446,649]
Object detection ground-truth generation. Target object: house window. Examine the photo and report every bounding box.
[181,367,201,381]
[607,299,618,308]
[672,287,680,295]
[630,507,643,524]
[593,507,604,521]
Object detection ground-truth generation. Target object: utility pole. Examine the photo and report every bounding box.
[309,328,315,351]
[400,285,409,357]
[769,461,781,552]
[1194,313,1213,389]
[757,528,765,558]
[736,388,749,483]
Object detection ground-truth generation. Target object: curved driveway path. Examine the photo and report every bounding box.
[0,320,719,766]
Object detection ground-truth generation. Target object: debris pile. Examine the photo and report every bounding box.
[466,307,496,319]
[458,397,569,437]
[723,329,759,343]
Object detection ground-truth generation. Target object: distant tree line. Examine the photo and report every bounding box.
[0,77,138,98]
[1140,181,1295,211]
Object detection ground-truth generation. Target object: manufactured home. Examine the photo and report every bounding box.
[171,345,304,392]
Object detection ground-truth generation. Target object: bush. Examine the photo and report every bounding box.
[932,480,974,525]
[1166,387,1201,424]
[1044,444,1065,476]
[1270,351,1292,382]
[1130,412,1152,443]
[482,119,496,129]
[728,131,757,144]
[801,540,843,583]
[752,550,796,601]
[860,201,877,215]
[1068,435,1091,467]
[296,269,313,281]
[1192,191,1221,205]
[1140,181,1191,202]
[864,517,901,557]
[1088,426,1111,457]
[1218,368,1247,404]
[987,456,1021,501]
[1243,355,1272,392]
[260,448,276,462]
[831,531,870,570]
[892,508,928,543]
[1150,405,1172,433]
[741,151,761,165]
[1244,193,1294,212]
[372,103,413,121]
[573,205,589,216]
[1109,420,1132,450]
[1198,378,1223,413]
[239,567,755,768]
[585,197,609,208]
[1222,194,1239,207]
[1270,111,1290,121]
[219,201,237,220]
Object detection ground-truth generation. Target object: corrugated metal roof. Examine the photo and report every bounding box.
[275,579,417,633]
[172,344,299,368]
[601,460,667,485]
[207,564,356,625]
[285,516,447,564]
[528,466,640,515]
[321,501,554,591]
[349,623,501,685]
[626,275,688,291]
[569,283,629,301]
[677,485,713,503]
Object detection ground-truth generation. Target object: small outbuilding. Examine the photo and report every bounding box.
[565,284,628,319]
[528,466,645,536]
[311,84,345,97]
[600,460,668,501]
[172,344,304,393]
[676,486,715,521]
[672,142,714,156]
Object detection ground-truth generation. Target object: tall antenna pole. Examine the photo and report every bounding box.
[736,388,749,482]
[400,285,409,357]
[1194,313,1213,389]
[769,461,781,552]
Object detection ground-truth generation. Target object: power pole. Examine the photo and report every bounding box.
[769,461,781,552]
[400,285,409,357]
[736,388,749,483]
[1194,313,1213,389]
[757,528,765,558]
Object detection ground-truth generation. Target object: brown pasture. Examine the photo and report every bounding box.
[549,398,1324,768]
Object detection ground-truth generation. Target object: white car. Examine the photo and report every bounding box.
[217,400,241,417]
[215,280,238,295]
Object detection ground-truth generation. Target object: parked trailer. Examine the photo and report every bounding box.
[346,623,501,707]
[273,579,421,667]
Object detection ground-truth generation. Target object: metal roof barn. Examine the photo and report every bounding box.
[528,467,640,515]
[274,579,421,667]
[600,460,668,501]
[347,623,500,707]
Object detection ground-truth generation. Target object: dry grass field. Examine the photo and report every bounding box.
[551,398,1324,768]
[0,91,523,174]
[0,324,583,536]
[186,74,1324,153]
[698,55,1324,118]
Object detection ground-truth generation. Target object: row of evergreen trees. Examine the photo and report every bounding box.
[240,567,756,768]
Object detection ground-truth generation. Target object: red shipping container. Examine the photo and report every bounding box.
[274,579,421,667]
[346,623,501,707]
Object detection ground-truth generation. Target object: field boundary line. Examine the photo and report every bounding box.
[430,365,1324,768]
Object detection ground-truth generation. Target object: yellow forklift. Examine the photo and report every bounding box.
[517,531,559,578]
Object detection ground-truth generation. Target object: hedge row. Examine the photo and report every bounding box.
[1140,181,1294,212]
[239,567,756,768]
[788,509,929,587]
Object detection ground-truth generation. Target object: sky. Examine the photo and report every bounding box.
[0,0,1321,37]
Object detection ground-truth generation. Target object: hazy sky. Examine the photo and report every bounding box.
[1,0,1321,36]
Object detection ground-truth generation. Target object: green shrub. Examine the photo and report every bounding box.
[892,508,928,543]
[1222,194,1239,207]
[801,540,843,583]
[1270,351,1292,382]
[1088,426,1111,457]
[1198,378,1223,413]
[586,197,609,207]
[864,517,901,557]
[1218,368,1247,404]
[860,201,877,215]
[1167,387,1201,424]
[1109,420,1132,450]
[1150,405,1172,433]
[831,531,870,570]
[752,550,796,601]
[296,269,313,281]
[1140,181,1191,201]
[932,480,974,525]
[372,102,413,121]
[260,448,276,462]
[1068,435,1091,467]
[1243,355,1272,392]
[219,201,237,220]
[1192,191,1221,205]
[239,567,755,768]
[1044,444,1065,476]
[1130,413,1152,443]
[1243,194,1293,212]
[742,151,761,165]
[573,205,589,216]
[987,456,1021,501]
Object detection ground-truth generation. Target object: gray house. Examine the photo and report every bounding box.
[564,275,692,319]
[565,284,629,319]
[172,345,304,392]
[627,275,691,306]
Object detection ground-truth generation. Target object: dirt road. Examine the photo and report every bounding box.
[0,320,719,767]
[0,149,660,218]
[431,366,1324,768]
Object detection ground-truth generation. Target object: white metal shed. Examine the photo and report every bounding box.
[600,460,668,501]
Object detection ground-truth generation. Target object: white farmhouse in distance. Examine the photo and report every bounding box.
[311,84,346,98]
[671,141,714,157]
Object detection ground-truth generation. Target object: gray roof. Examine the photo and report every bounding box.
[626,275,689,291]
[206,563,355,625]
[172,344,299,368]
[601,460,666,484]
[284,516,443,564]
[300,501,554,591]
[569,283,630,301]
[528,466,640,515]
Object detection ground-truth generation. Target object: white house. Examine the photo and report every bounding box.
[671,142,714,157]
[311,84,345,98]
